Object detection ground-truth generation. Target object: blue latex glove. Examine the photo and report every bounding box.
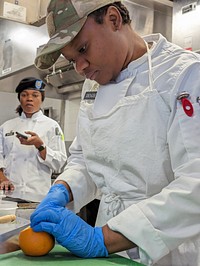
[31,184,70,222]
[31,207,108,258]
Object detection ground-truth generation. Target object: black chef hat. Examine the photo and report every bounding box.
[15,77,45,93]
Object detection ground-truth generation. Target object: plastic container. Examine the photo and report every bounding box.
[0,201,18,217]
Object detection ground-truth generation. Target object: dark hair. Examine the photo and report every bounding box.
[89,2,131,25]
[16,91,45,116]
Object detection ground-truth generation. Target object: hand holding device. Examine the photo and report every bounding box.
[16,131,44,149]
[16,132,28,139]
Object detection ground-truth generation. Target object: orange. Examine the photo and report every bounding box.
[19,226,55,256]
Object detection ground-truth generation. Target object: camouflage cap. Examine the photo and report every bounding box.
[35,0,118,70]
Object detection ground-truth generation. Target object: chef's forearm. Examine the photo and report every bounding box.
[55,180,73,201]
[0,168,8,182]
[102,224,136,254]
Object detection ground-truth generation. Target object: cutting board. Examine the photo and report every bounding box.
[0,244,144,266]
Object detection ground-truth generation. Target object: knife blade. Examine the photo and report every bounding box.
[0,216,30,243]
[2,189,45,203]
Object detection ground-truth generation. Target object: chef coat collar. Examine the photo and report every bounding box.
[115,33,167,84]
[115,49,150,83]
[21,110,43,119]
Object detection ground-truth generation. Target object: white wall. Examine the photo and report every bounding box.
[172,0,200,52]
[0,91,18,125]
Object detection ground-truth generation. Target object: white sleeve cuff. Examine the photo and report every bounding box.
[107,204,169,264]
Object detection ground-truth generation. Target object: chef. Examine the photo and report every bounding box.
[0,77,67,196]
[31,1,200,265]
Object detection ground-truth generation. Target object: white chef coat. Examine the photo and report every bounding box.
[0,110,67,196]
[56,34,200,265]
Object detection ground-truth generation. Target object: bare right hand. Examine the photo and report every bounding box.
[0,180,15,191]
[0,171,14,191]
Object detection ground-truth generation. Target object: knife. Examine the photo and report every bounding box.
[2,190,45,203]
[0,216,30,243]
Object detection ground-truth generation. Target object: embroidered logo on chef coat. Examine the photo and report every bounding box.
[5,130,14,137]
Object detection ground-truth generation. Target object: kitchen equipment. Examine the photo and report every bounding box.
[0,216,30,243]
[0,201,18,217]
[1,189,44,221]
[2,189,45,203]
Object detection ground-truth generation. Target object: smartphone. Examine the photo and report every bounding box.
[16,132,28,139]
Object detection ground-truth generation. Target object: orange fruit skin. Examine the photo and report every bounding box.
[19,226,55,256]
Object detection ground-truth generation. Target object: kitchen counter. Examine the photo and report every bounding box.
[0,244,144,266]
[1,189,43,221]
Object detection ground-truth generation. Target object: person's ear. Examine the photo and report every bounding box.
[106,6,122,31]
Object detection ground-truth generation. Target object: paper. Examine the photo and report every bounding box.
[3,2,26,22]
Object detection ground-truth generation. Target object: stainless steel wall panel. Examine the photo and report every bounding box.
[172,0,200,51]
[0,0,173,97]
